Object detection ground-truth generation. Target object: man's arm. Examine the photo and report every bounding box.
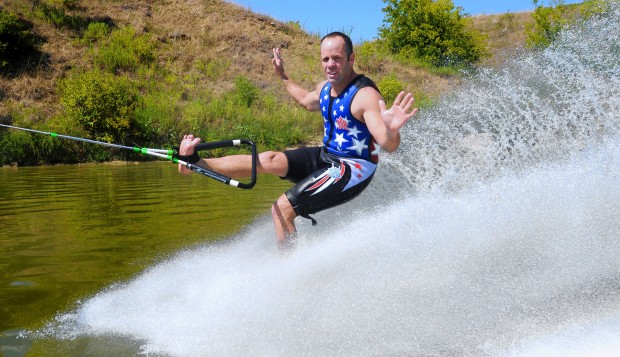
[272,48,322,112]
[356,89,418,153]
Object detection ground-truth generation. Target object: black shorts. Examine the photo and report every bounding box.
[282,146,377,217]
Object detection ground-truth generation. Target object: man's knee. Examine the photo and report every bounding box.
[271,194,296,223]
[259,151,288,176]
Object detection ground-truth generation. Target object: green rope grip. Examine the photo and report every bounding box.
[50,132,58,138]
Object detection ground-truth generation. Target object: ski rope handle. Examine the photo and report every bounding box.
[173,139,258,189]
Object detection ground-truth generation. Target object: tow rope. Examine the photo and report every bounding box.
[0,123,258,189]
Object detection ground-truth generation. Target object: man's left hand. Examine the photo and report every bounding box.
[379,91,419,133]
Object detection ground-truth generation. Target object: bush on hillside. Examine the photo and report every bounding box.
[380,0,488,67]
[60,70,139,143]
[233,76,260,108]
[355,41,389,73]
[33,2,87,30]
[82,21,110,43]
[377,74,404,104]
[0,109,86,165]
[526,0,611,48]
[94,26,156,72]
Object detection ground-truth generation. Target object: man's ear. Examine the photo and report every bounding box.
[349,52,355,65]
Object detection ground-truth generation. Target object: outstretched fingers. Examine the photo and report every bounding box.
[392,92,418,118]
[272,47,287,79]
[402,96,418,119]
[393,91,405,106]
[402,93,415,112]
[393,91,414,112]
[380,91,419,132]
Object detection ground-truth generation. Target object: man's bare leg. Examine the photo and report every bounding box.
[271,194,298,251]
[178,135,288,177]
[202,152,288,177]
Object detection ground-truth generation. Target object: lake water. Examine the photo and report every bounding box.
[0,163,289,355]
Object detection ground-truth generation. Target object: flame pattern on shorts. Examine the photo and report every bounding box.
[304,158,376,196]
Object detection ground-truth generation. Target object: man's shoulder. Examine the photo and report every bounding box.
[353,83,382,102]
[316,80,329,92]
[350,78,383,121]
[354,75,380,93]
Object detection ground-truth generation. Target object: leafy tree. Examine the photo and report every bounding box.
[379,0,488,66]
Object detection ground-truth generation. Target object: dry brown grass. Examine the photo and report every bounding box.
[470,11,535,66]
[0,0,534,122]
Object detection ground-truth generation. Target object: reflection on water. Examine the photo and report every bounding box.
[0,162,289,335]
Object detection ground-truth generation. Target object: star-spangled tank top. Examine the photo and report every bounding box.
[319,75,380,163]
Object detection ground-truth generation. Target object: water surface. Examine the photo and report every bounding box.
[0,162,288,336]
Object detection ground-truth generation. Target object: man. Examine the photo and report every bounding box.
[179,32,418,250]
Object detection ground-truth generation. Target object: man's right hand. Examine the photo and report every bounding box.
[272,48,288,80]
[178,134,202,174]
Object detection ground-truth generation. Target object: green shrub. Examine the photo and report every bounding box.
[527,0,567,48]
[182,98,212,137]
[33,3,86,30]
[284,20,302,35]
[0,108,83,165]
[94,26,156,72]
[37,114,87,163]
[377,74,404,104]
[232,76,260,107]
[60,70,139,143]
[526,0,611,48]
[0,129,33,165]
[194,58,231,80]
[0,9,43,75]
[496,13,517,32]
[380,0,488,67]
[355,41,389,73]
[82,21,110,44]
[135,89,184,146]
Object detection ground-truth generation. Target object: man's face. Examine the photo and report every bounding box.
[320,36,354,85]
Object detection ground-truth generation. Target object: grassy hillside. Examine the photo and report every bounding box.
[471,11,535,66]
[0,0,534,165]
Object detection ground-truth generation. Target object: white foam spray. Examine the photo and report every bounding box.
[32,4,620,356]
